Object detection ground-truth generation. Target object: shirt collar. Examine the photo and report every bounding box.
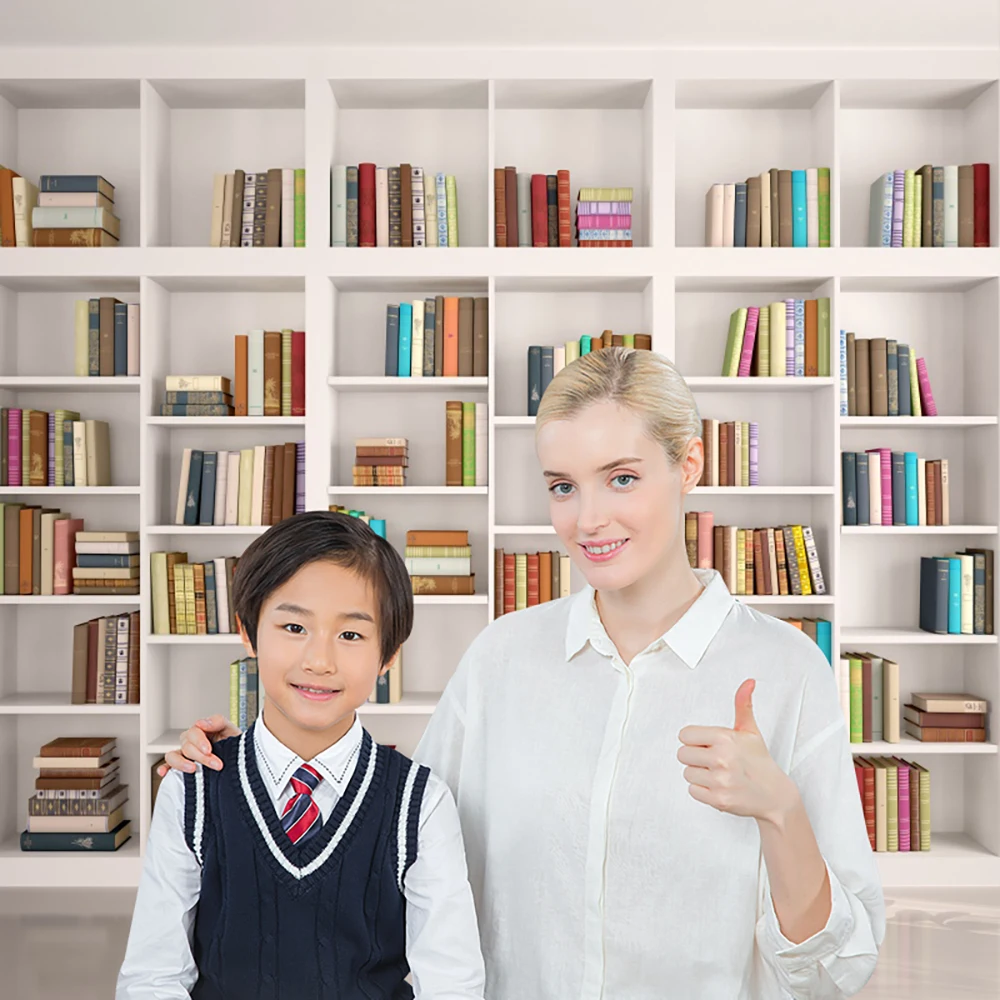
[565,568,735,669]
[253,712,365,793]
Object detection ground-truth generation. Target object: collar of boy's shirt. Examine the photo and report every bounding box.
[254,711,365,793]
[565,567,734,670]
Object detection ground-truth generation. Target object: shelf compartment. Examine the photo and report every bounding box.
[840,627,998,645]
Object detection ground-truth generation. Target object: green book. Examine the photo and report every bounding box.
[757,306,770,376]
[817,167,831,248]
[446,175,459,247]
[909,349,923,416]
[623,334,634,348]
[20,819,132,852]
[917,765,931,850]
[722,308,748,377]
[884,758,898,852]
[461,401,476,486]
[903,169,915,247]
[580,335,592,355]
[281,329,292,417]
[293,168,306,247]
[817,297,830,378]
[849,657,863,742]
[913,173,923,248]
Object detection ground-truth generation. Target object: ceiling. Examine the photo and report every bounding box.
[1,0,998,48]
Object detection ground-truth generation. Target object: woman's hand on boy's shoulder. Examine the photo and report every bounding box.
[156,715,241,777]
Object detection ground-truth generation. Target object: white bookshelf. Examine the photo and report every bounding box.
[0,46,996,890]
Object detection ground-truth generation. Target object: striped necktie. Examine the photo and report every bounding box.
[281,763,323,846]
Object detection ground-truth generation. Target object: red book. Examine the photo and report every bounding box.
[973,162,990,248]
[526,553,540,606]
[503,552,515,615]
[86,618,99,703]
[557,169,571,246]
[53,517,84,596]
[291,331,305,416]
[858,757,876,849]
[531,174,548,247]
[358,162,376,247]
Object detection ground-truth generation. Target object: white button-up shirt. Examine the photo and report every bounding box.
[414,568,884,999]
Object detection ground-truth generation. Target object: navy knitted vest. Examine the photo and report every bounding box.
[182,725,429,999]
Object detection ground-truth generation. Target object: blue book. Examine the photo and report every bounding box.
[948,556,962,633]
[113,303,128,376]
[88,299,100,377]
[397,303,412,378]
[841,452,857,526]
[932,166,945,247]
[384,305,399,377]
[892,452,906,525]
[869,172,893,246]
[540,347,554,399]
[791,170,807,246]
[376,671,390,704]
[897,345,912,416]
[734,183,747,247]
[886,340,899,417]
[63,424,74,486]
[794,299,805,376]
[204,560,218,634]
[39,174,112,194]
[816,619,832,664]
[184,450,203,526]
[77,554,138,568]
[199,452,217,525]
[855,452,870,525]
[369,519,386,539]
[527,346,542,416]
[904,452,919,525]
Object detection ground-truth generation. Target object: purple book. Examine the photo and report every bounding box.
[749,422,759,486]
[784,298,795,376]
[895,758,911,851]
[295,441,305,513]
[891,170,905,247]
[879,447,892,525]
[8,407,21,487]
[48,413,55,486]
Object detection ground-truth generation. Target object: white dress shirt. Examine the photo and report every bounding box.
[414,568,885,1000]
[117,713,485,999]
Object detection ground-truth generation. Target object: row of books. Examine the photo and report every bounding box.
[407,529,475,595]
[1,173,122,247]
[721,299,831,378]
[842,451,951,527]
[405,537,475,597]
[494,549,571,615]
[705,169,831,248]
[21,738,132,852]
[71,530,139,596]
[73,298,140,377]
[331,164,459,247]
[919,550,995,636]
[0,410,111,487]
[175,443,306,527]
[527,333,652,416]
[328,504,387,538]
[868,164,990,248]
[685,513,828,597]
[151,553,239,636]
[778,616,832,662]
[209,169,305,248]
[699,419,760,487]
[230,657,261,728]
[852,755,930,853]
[353,437,409,488]
[384,297,488,378]
[493,168,571,247]
[71,613,140,704]
[445,403,488,488]
[840,334,937,417]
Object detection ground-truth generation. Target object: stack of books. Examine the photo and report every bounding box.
[328,505,386,538]
[229,656,261,728]
[685,513,827,598]
[842,450,951,526]
[869,164,990,247]
[778,616,832,662]
[384,297,488,378]
[904,692,989,743]
[175,443,305,527]
[699,419,760,487]
[210,169,305,248]
[151,552,238,636]
[28,175,120,247]
[332,164,458,247]
[705,169,831,247]
[445,402,486,487]
[0,411,110,487]
[851,755,930,852]
[839,651,901,743]
[408,529,474,595]
[577,186,633,246]
[494,549,571,615]
[71,612,140,704]
[919,550,995,636]
[161,375,234,417]
[370,647,402,704]
[74,531,139,596]
[354,437,407,487]
[20,738,131,853]
[840,334,936,417]
[0,506,82,595]
[73,298,139,377]
[233,331,306,416]
[721,299,831,378]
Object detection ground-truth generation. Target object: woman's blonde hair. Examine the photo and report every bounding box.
[535,347,701,466]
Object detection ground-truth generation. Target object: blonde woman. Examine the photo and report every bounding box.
[163,347,884,999]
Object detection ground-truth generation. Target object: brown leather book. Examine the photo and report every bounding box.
[713,525,724,573]
[434,295,445,376]
[718,422,729,486]
[473,298,488,377]
[685,512,698,566]
[804,299,818,377]
[400,164,413,247]
[493,169,507,246]
[407,529,469,546]
[282,443,296,520]
[356,446,408,457]
[762,530,775,595]
[855,339,871,416]
[445,401,463,486]
[550,549,559,598]
[769,169,780,246]
[612,334,624,347]
[355,455,407,466]
[229,170,245,247]
[603,329,614,349]
[71,621,90,704]
[263,331,281,415]
[127,610,139,704]
[746,175,761,247]
[932,459,943,526]
[722,526,733,586]
[261,446,275,525]
[526,553,540,604]
[505,167,518,247]
[774,528,789,595]
[919,164,933,248]
[86,618,100,700]
[33,228,119,246]
[539,551,552,603]
[234,334,249,416]
[271,446,285,525]
[778,170,793,247]
[494,548,504,617]
[410,574,476,595]
[699,420,711,487]
[634,334,652,350]
[192,562,207,635]
[904,722,986,742]
[958,165,975,248]
[926,461,938,526]
[165,552,186,635]
[19,505,36,595]
[99,297,119,376]
[28,410,47,486]
[265,168,282,247]
[903,705,986,728]
[457,298,474,376]
[869,338,888,416]
[0,167,20,245]
[751,529,764,595]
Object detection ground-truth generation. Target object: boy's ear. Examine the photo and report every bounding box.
[378,646,401,677]
[236,615,257,659]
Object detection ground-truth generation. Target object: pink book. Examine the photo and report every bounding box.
[879,447,892,526]
[784,298,795,375]
[576,214,632,228]
[53,517,84,595]
[8,407,21,486]
[916,358,938,416]
[894,757,911,851]
[737,307,760,377]
[696,511,714,568]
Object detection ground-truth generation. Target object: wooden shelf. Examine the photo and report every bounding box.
[840,627,998,646]
[853,738,997,755]
[0,376,140,392]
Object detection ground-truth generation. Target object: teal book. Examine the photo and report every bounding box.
[580,335,592,355]
[904,452,919,525]
[21,819,131,851]
[816,619,832,664]
[397,303,412,378]
[369,519,386,539]
[198,452,217,526]
[792,170,807,246]
[184,450,203,526]
[948,556,962,634]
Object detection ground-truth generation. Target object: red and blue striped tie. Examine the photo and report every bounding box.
[281,763,323,846]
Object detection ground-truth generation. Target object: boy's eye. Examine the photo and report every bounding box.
[612,474,637,488]
[340,630,363,641]
[282,623,306,635]
[549,482,574,497]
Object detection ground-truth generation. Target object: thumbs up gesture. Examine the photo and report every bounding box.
[677,679,796,823]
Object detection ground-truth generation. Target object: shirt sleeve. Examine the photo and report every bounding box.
[116,770,202,999]
[413,652,470,800]
[404,771,486,1000]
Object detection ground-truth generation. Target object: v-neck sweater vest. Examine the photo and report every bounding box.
[182,725,429,999]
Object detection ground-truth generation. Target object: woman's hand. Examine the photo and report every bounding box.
[155,715,242,777]
[677,679,798,826]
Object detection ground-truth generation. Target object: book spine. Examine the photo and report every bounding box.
[331,167,347,246]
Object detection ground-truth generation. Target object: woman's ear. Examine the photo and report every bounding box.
[679,435,705,496]
[236,615,257,659]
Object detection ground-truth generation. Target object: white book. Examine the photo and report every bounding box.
[213,556,230,633]
[116,614,129,705]
[954,552,974,634]
[74,300,89,376]
[251,445,266,525]
[806,167,819,247]
[868,452,881,526]
[943,165,959,247]
[918,458,927,526]
[225,452,241,525]
[248,330,265,416]
[40,512,67,596]
[553,347,565,376]
[411,300,425,377]
[882,658,900,743]
[75,541,137,554]
[423,171,436,247]
[375,167,389,247]
[940,458,950,525]
[221,173,234,246]
[475,402,487,487]
[769,302,786,378]
[837,658,851,732]
[213,451,229,526]
[710,419,720,486]
[281,168,294,247]
[176,448,193,525]
[405,557,472,575]
[209,172,226,247]
[75,530,138,542]
[330,165,347,247]
[12,176,38,247]
[72,420,88,487]
[126,303,140,376]
[722,184,736,247]
[559,554,571,597]
[759,172,772,248]
[705,183,724,246]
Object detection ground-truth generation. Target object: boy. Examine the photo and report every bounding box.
[117,511,485,999]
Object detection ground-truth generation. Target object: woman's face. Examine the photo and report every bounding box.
[535,400,701,593]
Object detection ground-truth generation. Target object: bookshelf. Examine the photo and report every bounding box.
[0,45,996,891]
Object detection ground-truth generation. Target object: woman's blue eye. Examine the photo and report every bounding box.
[613,474,637,488]
[549,482,574,496]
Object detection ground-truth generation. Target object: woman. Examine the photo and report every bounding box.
[163,347,884,998]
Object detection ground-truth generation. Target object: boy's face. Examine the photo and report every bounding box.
[240,559,388,742]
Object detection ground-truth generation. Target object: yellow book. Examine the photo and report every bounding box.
[230,660,240,721]
[736,528,746,596]
[150,552,170,635]
[559,554,571,597]
[184,564,197,636]
[791,525,812,596]
[238,449,255,526]
[281,329,293,416]
[740,421,749,487]
[884,757,898,852]
[514,552,527,611]
[873,758,888,852]
[565,340,580,365]
[74,300,89,376]
[388,646,403,703]
[251,444,266,526]
[916,764,931,850]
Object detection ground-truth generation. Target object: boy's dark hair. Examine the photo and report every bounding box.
[232,511,413,667]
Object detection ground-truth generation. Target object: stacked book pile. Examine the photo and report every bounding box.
[74,531,139,596]
[919,550,995,636]
[904,692,989,744]
[29,175,121,247]
[73,297,139,377]
[71,613,140,704]
[20,737,131,853]
[577,186,633,246]
[161,375,234,417]
[407,529,474,596]
[354,437,407,487]
[210,169,305,247]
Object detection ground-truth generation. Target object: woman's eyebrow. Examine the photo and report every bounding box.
[543,457,644,478]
